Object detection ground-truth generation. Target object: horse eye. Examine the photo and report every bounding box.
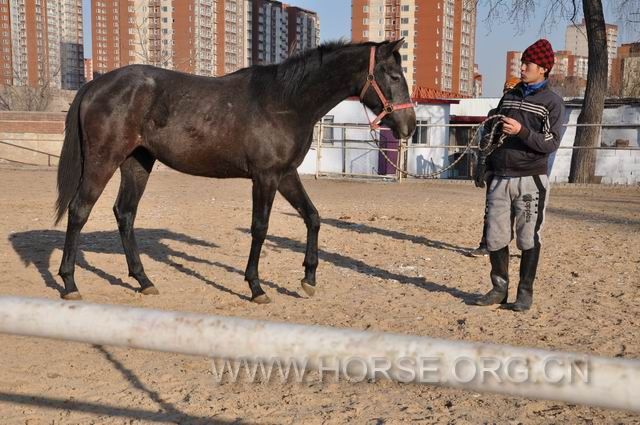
[390,74,401,82]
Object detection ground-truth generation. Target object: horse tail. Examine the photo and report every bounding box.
[54,80,93,225]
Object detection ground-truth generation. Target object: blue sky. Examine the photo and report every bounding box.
[82,0,639,97]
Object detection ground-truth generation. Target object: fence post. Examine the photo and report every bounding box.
[396,139,401,182]
[396,138,406,182]
[315,122,323,180]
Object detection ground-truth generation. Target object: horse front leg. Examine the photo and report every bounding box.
[278,169,320,296]
[245,173,279,304]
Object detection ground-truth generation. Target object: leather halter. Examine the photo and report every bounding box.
[359,46,414,130]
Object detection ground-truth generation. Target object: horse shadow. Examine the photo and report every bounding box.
[0,390,247,424]
[90,344,242,424]
[237,228,477,303]
[8,229,301,301]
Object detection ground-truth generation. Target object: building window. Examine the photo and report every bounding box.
[412,120,429,145]
[321,115,334,144]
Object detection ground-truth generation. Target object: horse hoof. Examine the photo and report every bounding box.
[251,294,271,304]
[140,286,160,295]
[62,291,82,301]
[301,279,316,297]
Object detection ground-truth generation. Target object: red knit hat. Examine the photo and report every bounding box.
[521,39,555,72]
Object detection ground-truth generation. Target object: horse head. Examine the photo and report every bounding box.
[359,39,417,139]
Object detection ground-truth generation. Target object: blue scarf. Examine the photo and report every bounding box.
[523,79,547,97]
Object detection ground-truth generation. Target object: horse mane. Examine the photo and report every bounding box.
[273,39,385,103]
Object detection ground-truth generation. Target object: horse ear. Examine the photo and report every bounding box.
[391,38,405,53]
[379,38,405,57]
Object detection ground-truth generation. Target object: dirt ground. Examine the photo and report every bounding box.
[0,166,639,424]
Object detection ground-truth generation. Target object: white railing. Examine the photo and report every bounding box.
[308,122,640,183]
[0,296,639,413]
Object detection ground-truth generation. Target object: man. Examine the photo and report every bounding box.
[469,76,522,257]
[472,39,565,312]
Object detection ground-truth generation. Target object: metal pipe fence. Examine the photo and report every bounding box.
[0,296,639,413]
[0,140,61,167]
[1,121,638,181]
[311,121,640,182]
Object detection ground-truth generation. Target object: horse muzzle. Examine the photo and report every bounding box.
[389,107,416,140]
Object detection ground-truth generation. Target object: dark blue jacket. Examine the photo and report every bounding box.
[488,82,565,177]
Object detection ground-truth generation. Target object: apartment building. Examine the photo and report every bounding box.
[352,0,477,98]
[93,0,248,78]
[0,0,84,89]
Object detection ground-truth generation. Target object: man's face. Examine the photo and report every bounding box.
[520,61,547,84]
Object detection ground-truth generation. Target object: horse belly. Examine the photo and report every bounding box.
[148,135,250,178]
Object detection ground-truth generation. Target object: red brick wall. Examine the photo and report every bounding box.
[0,112,65,134]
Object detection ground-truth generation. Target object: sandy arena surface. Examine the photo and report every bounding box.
[0,166,639,424]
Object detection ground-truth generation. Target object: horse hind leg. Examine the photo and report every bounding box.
[59,163,121,300]
[113,148,157,295]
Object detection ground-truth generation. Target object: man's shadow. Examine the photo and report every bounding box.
[8,229,301,301]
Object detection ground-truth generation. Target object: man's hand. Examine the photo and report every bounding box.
[502,117,522,135]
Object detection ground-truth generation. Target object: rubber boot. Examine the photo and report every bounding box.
[472,246,509,305]
[503,245,540,312]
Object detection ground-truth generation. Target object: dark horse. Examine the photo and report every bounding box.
[54,39,416,303]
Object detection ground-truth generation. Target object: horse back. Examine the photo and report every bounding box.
[79,64,307,178]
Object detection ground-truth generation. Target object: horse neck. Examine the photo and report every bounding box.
[284,48,367,124]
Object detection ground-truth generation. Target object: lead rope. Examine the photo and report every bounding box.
[361,110,507,179]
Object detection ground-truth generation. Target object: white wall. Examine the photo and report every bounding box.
[452,98,640,184]
[407,103,450,178]
[297,100,378,176]
[551,104,640,184]
[450,98,500,116]
[298,99,451,177]
[300,98,640,184]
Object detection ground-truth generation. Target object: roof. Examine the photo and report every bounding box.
[412,86,471,100]
[414,98,460,105]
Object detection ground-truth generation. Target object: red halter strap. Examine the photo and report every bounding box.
[359,46,414,130]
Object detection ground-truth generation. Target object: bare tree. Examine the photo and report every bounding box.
[569,0,608,183]
[610,1,640,97]
[482,0,610,183]
[0,67,59,112]
[550,75,587,97]
[621,60,640,96]
[129,1,203,73]
[612,0,640,35]
[132,11,174,69]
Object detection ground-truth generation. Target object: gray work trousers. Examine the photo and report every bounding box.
[485,175,549,251]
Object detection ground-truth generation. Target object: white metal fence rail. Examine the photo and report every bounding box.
[310,122,640,182]
[0,296,639,412]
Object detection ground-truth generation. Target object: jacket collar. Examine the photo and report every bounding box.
[521,79,548,97]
